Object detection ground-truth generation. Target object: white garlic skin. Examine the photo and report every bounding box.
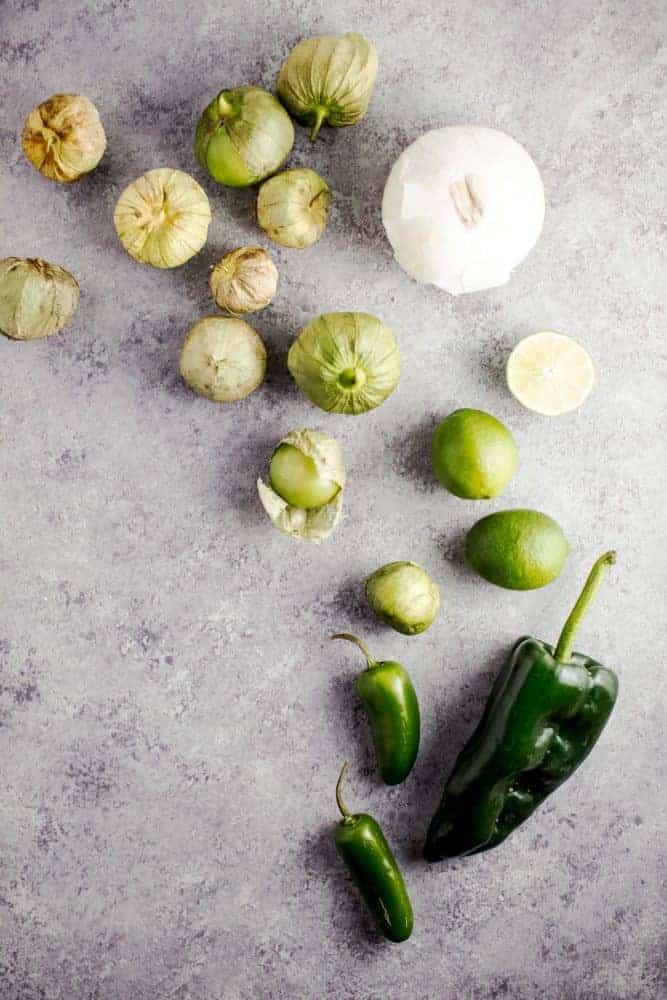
[382,126,545,295]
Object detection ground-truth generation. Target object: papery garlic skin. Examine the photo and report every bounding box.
[114,168,211,268]
[277,32,378,141]
[0,258,79,340]
[180,316,267,402]
[257,168,329,249]
[257,428,346,541]
[382,126,545,295]
[22,94,106,183]
[210,247,278,315]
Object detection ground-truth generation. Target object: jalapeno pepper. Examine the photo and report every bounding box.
[333,761,414,942]
[332,634,420,785]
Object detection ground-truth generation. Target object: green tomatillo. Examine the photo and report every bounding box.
[365,561,440,635]
[257,428,346,541]
[0,257,79,340]
[195,86,294,187]
[257,168,329,249]
[277,33,378,141]
[287,312,400,414]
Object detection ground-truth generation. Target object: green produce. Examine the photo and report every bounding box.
[195,86,294,187]
[287,312,400,414]
[365,561,439,635]
[269,443,340,509]
[466,509,568,590]
[0,257,79,340]
[257,428,346,541]
[333,634,420,785]
[210,247,278,315]
[507,330,595,416]
[432,408,518,499]
[22,93,106,183]
[257,168,329,249]
[114,168,211,268]
[179,316,266,402]
[424,551,618,859]
[333,761,413,942]
[277,33,378,141]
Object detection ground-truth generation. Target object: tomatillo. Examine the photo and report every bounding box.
[269,443,340,509]
[257,428,346,541]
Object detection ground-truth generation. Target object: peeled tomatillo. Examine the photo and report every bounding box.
[332,634,420,785]
[269,443,340,510]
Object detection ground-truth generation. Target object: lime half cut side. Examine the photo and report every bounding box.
[506,331,595,416]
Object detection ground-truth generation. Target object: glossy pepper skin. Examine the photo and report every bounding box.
[333,634,420,785]
[425,552,618,861]
[333,762,413,942]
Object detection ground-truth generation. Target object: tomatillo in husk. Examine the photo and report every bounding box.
[365,561,440,635]
[0,257,79,340]
[287,312,400,414]
[257,428,346,541]
[277,33,378,141]
[257,168,329,249]
[195,86,294,187]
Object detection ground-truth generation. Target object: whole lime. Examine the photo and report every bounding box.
[465,509,568,590]
[432,409,518,499]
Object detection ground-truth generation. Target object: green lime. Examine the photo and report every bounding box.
[432,409,518,499]
[465,509,569,590]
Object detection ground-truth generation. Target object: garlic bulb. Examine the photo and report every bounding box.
[22,94,106,183]
[180,316,266,402]
[114,168,211,268]
[382,126,545,295]
[210,247,278,315]
[277,33,378,141]
[0,257,79,340]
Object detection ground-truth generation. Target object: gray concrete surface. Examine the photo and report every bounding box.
[1,2,665,998]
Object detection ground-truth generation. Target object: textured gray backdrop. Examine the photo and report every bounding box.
[1,2,665,998]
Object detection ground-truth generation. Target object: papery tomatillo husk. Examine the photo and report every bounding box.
[180,316,267,402]
[0,257,79,340]
[257,168,329,249]
[257,428,346,541]
[22,94,106,183]
[114,168,211,268]
[287,311,400,414]
[195,86,294,187]
[210,247,278,315]
[365,562,440,635]
[277,33,378,141]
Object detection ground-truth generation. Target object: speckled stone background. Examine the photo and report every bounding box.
[1,1,665,998]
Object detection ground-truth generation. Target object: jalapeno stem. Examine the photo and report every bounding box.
[554,550,616,663]
[336,760,352,818]
[331,632,377,670]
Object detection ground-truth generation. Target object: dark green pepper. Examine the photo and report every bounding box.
[333,761,414,942]
[425,551,619,860]
[332,634,420,785]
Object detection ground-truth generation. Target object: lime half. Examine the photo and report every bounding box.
[507,331,595,416]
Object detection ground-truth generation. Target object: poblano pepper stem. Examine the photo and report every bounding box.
[554,550,616,662]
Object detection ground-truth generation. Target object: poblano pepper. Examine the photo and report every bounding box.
[424,551,618,861]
